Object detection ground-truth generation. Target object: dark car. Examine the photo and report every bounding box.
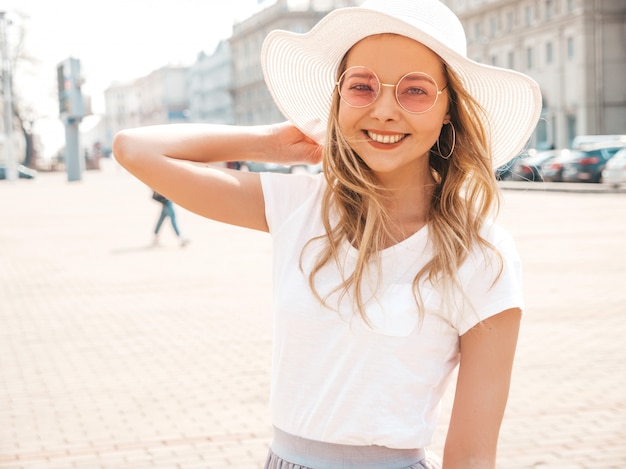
[540,149,576,182]
[495,152,528,181]
[0,163,37,180]
[511,149,559,182]
[561,145,626,183]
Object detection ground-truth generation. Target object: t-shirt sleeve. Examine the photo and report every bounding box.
[260,172,324,235]
[455,225,524,335]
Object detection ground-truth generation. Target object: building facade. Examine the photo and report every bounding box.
[103,0,625,152]
[443,0,626,149]
[104,80,141,148]
[136,66,189,126]
[187,40,235,124]
[104,65,189,146]
[229,0,363,126]
[104,0,363,142]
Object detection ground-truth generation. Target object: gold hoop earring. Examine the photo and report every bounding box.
[436,122,456,159]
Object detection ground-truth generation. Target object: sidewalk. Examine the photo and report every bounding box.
[1,159,625,468]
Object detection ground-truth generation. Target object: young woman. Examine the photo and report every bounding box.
[112,0,542,467]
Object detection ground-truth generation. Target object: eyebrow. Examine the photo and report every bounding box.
[344,70,376,79]
[400,74,434,83]
[348,68,437,82]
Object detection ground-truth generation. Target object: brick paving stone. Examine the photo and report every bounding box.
[1,160,625,468]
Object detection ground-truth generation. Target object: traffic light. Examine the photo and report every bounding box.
[57,58,84,120]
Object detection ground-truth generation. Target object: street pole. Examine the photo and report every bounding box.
[0,11,16,182]
[57,57,84,182]
[64,118,82,181]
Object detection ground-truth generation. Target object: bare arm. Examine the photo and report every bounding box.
[442,308,521,469]
[112,122,322,231]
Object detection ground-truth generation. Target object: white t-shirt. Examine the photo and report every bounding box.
[261,172,523,449]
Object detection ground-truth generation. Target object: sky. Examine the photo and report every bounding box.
[2,0,264,156]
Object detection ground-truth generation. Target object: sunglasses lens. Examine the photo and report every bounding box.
[338,67,380,108]
[396,73,439,113]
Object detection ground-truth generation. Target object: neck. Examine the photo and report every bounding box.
[378,174,435,246]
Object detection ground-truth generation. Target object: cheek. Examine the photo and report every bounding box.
[411,116,445,138]
[408,116,448,152]
[336,105,362,141]
[413,103,450,135]
[337,103,353,126]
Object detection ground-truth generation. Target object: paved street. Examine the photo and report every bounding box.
[1,159,625,469]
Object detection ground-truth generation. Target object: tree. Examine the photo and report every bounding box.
[13,100,36,167]
[1,9,41,169]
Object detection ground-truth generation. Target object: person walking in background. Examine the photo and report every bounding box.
[151,191,189,247]
[113,0,541,467]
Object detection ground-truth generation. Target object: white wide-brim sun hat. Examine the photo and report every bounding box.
[261,0,543,169]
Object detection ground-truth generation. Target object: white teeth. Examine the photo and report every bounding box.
[367,131,405,144]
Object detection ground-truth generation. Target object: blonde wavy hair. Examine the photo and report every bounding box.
[302,53,503,322]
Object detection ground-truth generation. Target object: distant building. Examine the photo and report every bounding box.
[136,66,189,126]
[228,0,364,126]
[104,0,625,153]
[443,0,626,149]
[104,80,140,148]
[187,40,235,124]
[105,65,189,145]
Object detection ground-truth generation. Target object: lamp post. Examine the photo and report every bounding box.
[57,57,85,182]
[0,10,16,182]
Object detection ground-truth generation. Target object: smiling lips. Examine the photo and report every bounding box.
[366,130,407,144]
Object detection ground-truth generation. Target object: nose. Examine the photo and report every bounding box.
[370,83,401,120]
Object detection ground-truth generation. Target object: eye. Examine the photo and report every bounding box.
[339,67,380,95]
[401,86,428,96]
[398,73,438,99]
[350,81,375,92]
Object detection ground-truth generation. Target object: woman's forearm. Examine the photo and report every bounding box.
[112,123,278,168]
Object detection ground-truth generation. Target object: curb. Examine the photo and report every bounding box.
[498,180,626,194]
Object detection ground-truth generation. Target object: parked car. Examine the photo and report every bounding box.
[242,162,322,174]
[0,163,37,180]
[243,161,292,173]
[561,144,625,183]
[511,149,559,182]
[541,149,576,182]
[495,152,528,180]
[601,147,626,188]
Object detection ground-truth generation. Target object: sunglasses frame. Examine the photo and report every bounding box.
[336,66,448,114]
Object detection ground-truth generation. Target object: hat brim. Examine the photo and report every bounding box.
[261,7,542,168]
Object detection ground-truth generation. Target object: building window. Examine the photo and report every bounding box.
[292,23,307,34]
[507,51,515,69]
[526,46,533,69]
[505,11,514,32]
[489,16,497,37]
[546,42,553,64]
[567,114,577,146]
[474,21,482,42]
[491,54,498,66]
[524,5,533,26]
[567,0,575,13]
[536,118,548,149]
[567,37,575,59]
[546,0,553,19]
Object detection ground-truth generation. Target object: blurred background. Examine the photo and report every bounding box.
[0,0,266,177]
[1,2,625,468]
[0,0,625,183]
